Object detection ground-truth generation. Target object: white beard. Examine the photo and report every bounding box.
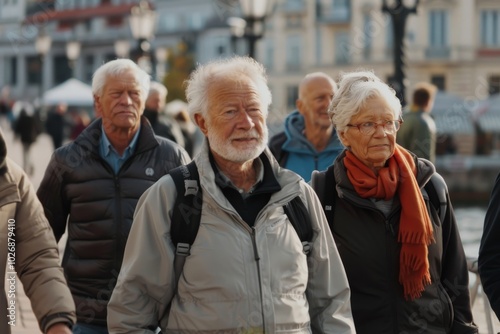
[207,126,269,163]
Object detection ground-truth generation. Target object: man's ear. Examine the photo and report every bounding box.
[94,95,102,117]
[296,99,305,116]
[194,113,208,136]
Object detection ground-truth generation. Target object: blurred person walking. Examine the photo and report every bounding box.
[269,72,343,181]
[397,82,438,163]
[13,103,39,175]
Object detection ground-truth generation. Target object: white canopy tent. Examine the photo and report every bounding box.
[42,78,94,107]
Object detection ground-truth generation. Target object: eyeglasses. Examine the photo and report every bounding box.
[346,120,402,136]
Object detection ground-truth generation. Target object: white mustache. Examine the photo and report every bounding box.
[230,130,260,140]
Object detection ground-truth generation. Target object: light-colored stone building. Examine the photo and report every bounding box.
[0,0,499,154]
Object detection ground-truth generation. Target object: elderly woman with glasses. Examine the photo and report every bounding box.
[312,70,478,334]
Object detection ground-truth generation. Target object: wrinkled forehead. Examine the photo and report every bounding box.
[207,74,261,100]
[104,70,146,94]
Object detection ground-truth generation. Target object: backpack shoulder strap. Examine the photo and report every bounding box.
[283,196,313,255]
[169,160,201,286]
[311,165,336,229]
[424,173,448,222]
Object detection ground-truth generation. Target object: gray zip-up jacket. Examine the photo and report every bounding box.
[108,142,355,333]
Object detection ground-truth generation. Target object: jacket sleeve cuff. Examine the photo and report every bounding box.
[41,313,75,332]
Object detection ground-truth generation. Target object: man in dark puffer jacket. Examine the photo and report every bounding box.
[37,59,190,334]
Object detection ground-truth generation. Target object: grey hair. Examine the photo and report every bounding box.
[185,56,272,122]
[148,81,168,98]
[328,70,402,134]
[92,59,150,98]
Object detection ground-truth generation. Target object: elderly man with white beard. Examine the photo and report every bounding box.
[107,56,355,334]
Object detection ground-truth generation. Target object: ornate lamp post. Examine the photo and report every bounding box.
[382,0,419,107]
[229,0,275,59]
[129,0,157,73]
[35,30,52,99]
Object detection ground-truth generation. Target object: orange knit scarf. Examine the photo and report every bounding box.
[344,145,434,300]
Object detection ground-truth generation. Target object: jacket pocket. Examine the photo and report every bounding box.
[437,282,454,331]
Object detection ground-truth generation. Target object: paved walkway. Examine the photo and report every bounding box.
[2,122,500,333]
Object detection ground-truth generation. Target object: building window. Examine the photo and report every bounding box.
[335,31,350,64]
[431,75,446,91]
[315,28,322,65]
[4,57,17,85]
[429,10,448,47]
[286,35,302,71]
[53,55,71,85]
[84,55,94,83]
[363,13,373,60]
[286,85,298,109]
[489,76,500,95]
[481,10,500,47]
[26,56,40,85]
[264,39,274,71]
[189,13,203,30]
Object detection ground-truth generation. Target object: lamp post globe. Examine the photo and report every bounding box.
[230,0,275,59]
[129,0,157,70]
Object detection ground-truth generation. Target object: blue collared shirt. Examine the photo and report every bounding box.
[99,125,141,174]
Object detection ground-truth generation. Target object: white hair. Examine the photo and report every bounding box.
[328,70,402,134]
[92,59,150,98]
[185,56,272,122]
[148,81,168,98]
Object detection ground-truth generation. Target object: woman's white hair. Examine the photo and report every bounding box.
[328,70,402,134]
[92,59,150,98]
[185,56,272,123]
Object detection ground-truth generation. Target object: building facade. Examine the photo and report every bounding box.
[0,0,499,148]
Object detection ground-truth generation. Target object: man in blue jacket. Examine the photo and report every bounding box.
[269,72,343,181]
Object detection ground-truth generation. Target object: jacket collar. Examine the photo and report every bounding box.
[75,116,159,155]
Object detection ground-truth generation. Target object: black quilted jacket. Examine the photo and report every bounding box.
[37,117,190,327]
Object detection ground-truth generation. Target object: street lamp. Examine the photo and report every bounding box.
[66,40,81,72]
[114,39,131,58]
[129,0,157,73]
[229,0,275,59]
[35,30,52,100]
[382,0,419,107]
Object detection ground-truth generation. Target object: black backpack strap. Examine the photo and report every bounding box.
[311,165,336,229]
[283,196,313,255]
[169,161,201,287]
[424,173,448,222]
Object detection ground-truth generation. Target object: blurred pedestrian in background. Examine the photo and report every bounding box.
[397,82,438,163]
[13,102,39,175]
[45,102,68,150]
[144,81,185,147]
[269,72,343,181]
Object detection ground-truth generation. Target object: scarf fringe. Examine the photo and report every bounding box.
[401,272,432,301]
